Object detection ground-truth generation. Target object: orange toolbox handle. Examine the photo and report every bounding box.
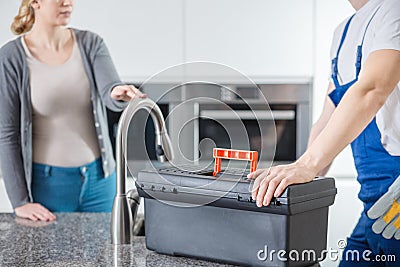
[213,148,258,177]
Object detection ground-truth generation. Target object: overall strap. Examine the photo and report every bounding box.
[332,15,355,88]
[336,15,355,59]
[355,5,383,76]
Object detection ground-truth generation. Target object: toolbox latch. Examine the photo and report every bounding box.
[237,194,254,203]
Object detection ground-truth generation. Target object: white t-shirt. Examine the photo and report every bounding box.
[330,0,400,155]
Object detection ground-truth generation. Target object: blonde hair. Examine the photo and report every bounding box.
[11,0,35,35]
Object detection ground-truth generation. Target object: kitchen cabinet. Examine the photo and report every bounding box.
[71,0,315,79]
[70,0,184,81]
[184,0,314,78]
[2,1,321,81]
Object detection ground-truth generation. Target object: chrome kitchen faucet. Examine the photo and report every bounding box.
[111,98,174,245]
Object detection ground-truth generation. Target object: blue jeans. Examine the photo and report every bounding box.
[338,208,400,267]
[31,158,116,212]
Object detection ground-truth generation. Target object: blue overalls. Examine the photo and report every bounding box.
[330,8,400,267]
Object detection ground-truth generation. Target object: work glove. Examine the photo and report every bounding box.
[367,175,400,240]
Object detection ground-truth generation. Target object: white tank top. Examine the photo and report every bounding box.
[22,32,101,167]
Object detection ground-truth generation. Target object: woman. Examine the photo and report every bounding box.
[0,0,146,221]
[249,0,400,265]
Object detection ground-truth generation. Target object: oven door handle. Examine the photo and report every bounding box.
[200,110,295,120]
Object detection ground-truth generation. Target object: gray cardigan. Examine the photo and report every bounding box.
[0,29,128,209]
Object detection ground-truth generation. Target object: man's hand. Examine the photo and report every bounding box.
[14,203,56,221]
[248,160,317,207]
[111,85,147,102]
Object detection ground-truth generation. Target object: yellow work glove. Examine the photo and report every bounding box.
[367,176,400,240]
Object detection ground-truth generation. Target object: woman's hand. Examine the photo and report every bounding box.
[14,203,56,221]
[110,85,147,101]
[248,161,318,207]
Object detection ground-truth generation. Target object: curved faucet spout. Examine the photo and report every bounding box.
[111,98,174,245]
[116,98,173,196]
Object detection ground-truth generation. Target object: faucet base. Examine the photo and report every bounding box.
[111,194,132,245]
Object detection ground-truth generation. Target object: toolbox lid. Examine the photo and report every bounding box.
[137,165,337,215]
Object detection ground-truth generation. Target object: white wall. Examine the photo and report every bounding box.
[314,0,356,179]
[0,2,20,48]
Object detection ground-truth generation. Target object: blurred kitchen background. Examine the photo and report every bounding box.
[0,1,362,266]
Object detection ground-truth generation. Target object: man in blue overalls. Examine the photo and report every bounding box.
[249,0,400,266]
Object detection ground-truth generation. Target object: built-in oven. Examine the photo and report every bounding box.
[165,81,312,167]
[198,103,296,162]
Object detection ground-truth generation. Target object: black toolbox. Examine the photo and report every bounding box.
[137,165,337,267]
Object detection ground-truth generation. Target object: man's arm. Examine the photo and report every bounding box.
[307,82,336,176]
[250,49,400,207]
[301,49,400,174]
